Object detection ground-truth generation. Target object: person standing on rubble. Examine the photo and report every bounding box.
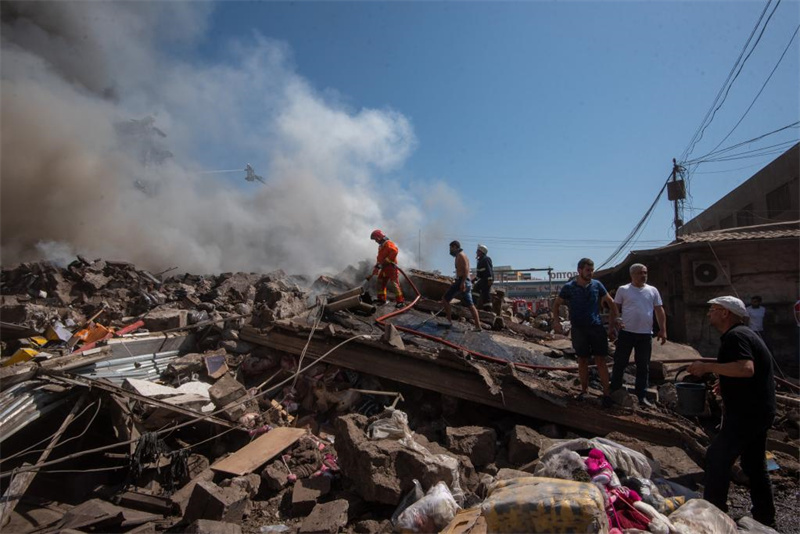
[472,244,494,310]
[552,258,616,408]
[609,263,667,408]
[745,296,766,340]
[443,240,482,331]
[688,296,775,528]
[366,229,405,308]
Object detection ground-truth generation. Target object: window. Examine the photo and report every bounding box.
[766,183,791,217]
[737,204,754,227]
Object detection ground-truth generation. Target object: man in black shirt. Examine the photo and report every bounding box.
[688,296,775,526]
[472,244,494,310]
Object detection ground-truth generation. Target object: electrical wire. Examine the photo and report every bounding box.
[0,399,101,466]
[0,334,373,480]
[686,0,783,159]
[598,173,672,269]
[681,0,774,161]
[685,122,799,164]
[706,23,800,154]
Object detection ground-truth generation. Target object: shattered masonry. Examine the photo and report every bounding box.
[0,258,798,533]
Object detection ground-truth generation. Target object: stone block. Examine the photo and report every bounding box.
[172,468,215,516]
[166,352,206,378]
[300,499,349,534]
[261,461,290,491]
[209,374,248,408]
[291,476,332,516]
[184,519,243,534]
[220,473,261,498]
[507,425,551,465]
[446,426,497,467]
[142,309,187,331]
[183,480,249,525]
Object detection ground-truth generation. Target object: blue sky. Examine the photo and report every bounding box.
[195,0,799,275]
[2,1,797,277]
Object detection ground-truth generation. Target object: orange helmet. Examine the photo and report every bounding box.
[370,229,386,241]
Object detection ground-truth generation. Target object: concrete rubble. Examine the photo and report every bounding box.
[0,258,797,533]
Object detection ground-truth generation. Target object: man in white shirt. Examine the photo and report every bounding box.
[610,263,667,408]
[746,296,766,339]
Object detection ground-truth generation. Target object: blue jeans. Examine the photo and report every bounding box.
[610,330,652,400]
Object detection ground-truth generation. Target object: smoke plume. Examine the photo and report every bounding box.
[1,2,462,276]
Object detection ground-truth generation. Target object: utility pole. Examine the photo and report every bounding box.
[668,158,686,239]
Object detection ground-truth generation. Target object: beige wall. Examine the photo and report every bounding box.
[680,144,799,234]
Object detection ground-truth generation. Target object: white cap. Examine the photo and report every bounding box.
[707,296,748,317]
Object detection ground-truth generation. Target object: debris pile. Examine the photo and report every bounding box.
[0,259,798,533]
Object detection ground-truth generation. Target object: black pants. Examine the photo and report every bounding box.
[610,330,652,400]
[704,416,775,526]
[473,278,492,309]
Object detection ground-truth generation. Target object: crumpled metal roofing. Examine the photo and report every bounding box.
[0,345,182,444]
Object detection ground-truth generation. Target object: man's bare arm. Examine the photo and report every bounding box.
[655,305,667,344]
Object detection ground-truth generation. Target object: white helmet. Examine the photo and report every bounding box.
[477,244,488,255]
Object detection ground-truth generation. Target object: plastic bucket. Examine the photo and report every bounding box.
[675,382,706,416]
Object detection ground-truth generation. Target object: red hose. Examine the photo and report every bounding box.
[370,267,794,390]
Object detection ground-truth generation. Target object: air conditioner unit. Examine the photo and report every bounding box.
[692,261,730,286]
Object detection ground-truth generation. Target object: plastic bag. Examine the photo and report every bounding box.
[632,500,678,534]
[536,437,652,479]
[394,481,459,533]
[391,479,424,526]
[667,499,737,534]
[367,409,465,504]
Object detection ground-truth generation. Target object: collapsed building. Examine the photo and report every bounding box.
[0,258,798,533]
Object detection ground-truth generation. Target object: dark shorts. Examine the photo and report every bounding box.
[444,278,474,306]
[571,324,609,358]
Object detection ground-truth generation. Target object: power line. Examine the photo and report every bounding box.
[707,23,800,154]
[686,0,783,159]
[685,122,800,164]
[681,0,774,162]
[598,172,673,269]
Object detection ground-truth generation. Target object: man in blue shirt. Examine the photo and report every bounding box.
[553,258,618,408]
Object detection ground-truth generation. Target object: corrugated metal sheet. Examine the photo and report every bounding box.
[0,381,75,443]
[0,338,186,444]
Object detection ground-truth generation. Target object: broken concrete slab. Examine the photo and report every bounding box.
[219,474,261,499]
[142,309,187,331]
[334,414,460,505]
[261,461,291,491]
[292,476,332,516]
[507,425,551,466]
[184,519,243,534]
[300,499,349,534]
[183,480,248,525]
[209,374,248,408]
[165,352,206,378]
[171,469,215,516]
[445,426,497,467]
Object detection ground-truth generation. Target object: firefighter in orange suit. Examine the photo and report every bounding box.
[365,229,405,307]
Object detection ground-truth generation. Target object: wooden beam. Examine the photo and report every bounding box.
[241,326,707,451]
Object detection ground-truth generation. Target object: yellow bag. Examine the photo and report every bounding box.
[481,477,608,533]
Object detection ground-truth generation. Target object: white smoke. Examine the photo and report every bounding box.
[0,2,461,276]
